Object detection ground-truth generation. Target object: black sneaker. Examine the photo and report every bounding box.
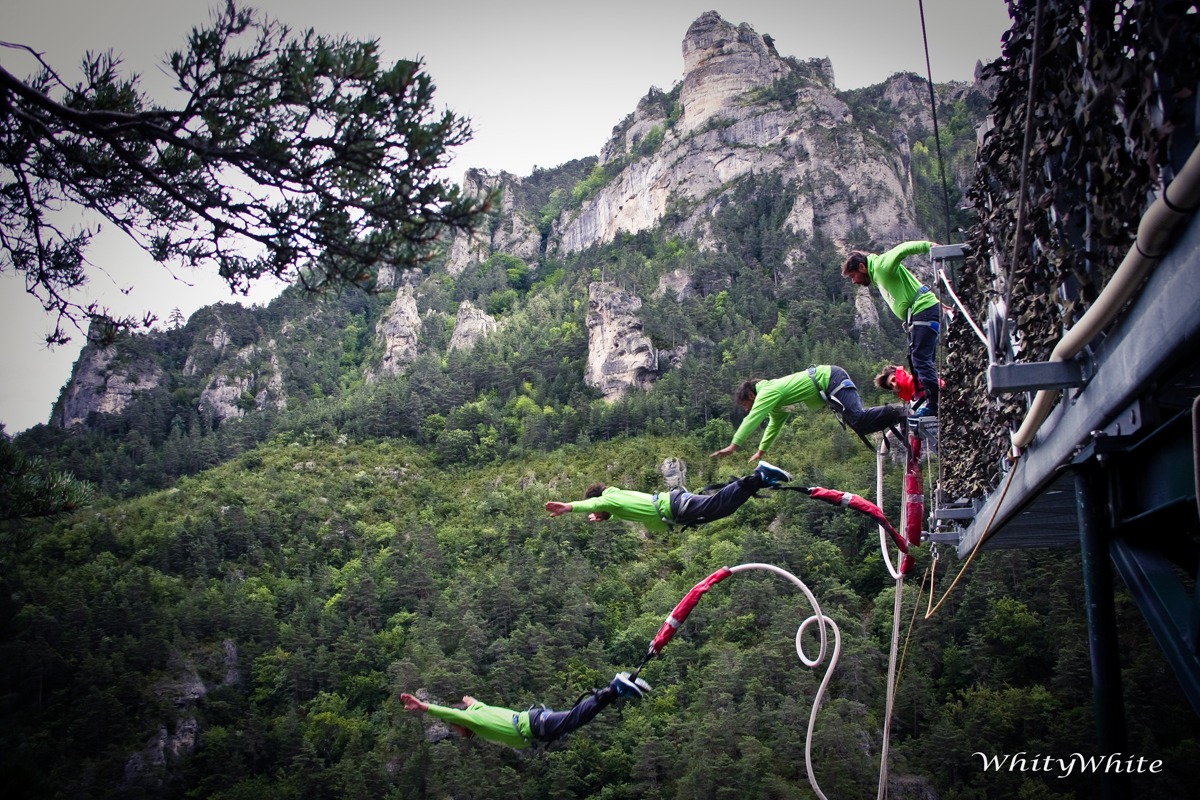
[611,672,651,700]
[754,461,793,487]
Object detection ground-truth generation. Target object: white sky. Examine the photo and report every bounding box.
[0,0,1012,433]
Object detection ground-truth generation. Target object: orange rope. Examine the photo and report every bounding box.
[924,453,1022,619]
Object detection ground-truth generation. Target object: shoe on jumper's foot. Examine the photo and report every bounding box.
[611,672,651,700]
[754,460,793,487]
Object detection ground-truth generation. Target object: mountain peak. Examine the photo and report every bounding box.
[680,11,791,133]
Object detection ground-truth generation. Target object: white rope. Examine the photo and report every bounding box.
[728,562,841,800]
[875,434,916,798]
[877,576,905,799]
[877,439,905,580]
[937,266,990,350]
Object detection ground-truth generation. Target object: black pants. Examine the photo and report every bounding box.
[908,305,941,413]
[528,688,615,743]
[828,366,905,435]
[668,474,763,526]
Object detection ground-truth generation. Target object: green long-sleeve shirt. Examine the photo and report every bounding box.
[732,367,831,453]
[425,700,533,749]
[568,486,673,531]
[867,240,937,320]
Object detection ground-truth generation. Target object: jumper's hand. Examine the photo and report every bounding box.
[400,693,428,713]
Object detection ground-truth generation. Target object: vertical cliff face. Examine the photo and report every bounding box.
[584,282,659,400]
[197,341,287,423]
[445,11,955,280]
[659,457,687,490]
[678,11,788,134]
[445,169,542,278]
[429,11,992,397]
[546,12,936,261]
[48,10,989,431]
[55,341,165,428]
[370,285,422,379]
[447,300,498,352]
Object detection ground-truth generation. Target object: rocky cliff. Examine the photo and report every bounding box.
[584,282,658,400]
[445,169,541,278]
[370,285,422,380]
[447,300,499,352]
[456,11,970,267]
[55,340,165,428]
[425,11,987,398]
[197,340,287,423]
[677,11,790,135]
[51,10,988,428]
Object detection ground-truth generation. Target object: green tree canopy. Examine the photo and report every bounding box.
[0,0,493,345]
[0,426,94,519]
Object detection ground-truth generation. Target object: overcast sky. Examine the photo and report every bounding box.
[0,0,1012,433]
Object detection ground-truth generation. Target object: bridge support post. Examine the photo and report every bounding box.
[1076,465,1131,800]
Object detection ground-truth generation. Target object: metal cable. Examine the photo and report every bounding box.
[918,0,955,244]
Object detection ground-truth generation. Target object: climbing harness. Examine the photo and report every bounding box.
[808,365,876,451]
[649,492,675,528]
[808,365,855,409]
[903,286,939,329]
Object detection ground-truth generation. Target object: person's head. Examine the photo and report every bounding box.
[842,252,871,286]
[875,364,900,392]
[735,380,760,412]
[584,483,611,520]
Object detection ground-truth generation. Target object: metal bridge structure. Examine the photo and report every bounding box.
[914,4,1200,797]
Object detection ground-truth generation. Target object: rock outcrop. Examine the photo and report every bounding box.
[121,719,199,791]
[653,267,695,301]
[584,282,658,400]
[198,341,287,423]
[55,321,165,428]
[448,300,498,352]
[852,286,883,333]
[659,457,687,490]
[371,286,422,379]
[182,325,231,376]
[678,11,789,134]
[547,11,937,260]
[445,169,542,277]
[46,10,991,433]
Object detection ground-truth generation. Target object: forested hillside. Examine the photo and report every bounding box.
[17,173,896,500]
[4,427,1198,799]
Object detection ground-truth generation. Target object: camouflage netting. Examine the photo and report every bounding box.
[940,0,1200,501]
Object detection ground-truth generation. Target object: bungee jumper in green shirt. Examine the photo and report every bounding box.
[399,672,650,749]
[545,461,793,531]
[842,240,942,417]
[710,365,907,461]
